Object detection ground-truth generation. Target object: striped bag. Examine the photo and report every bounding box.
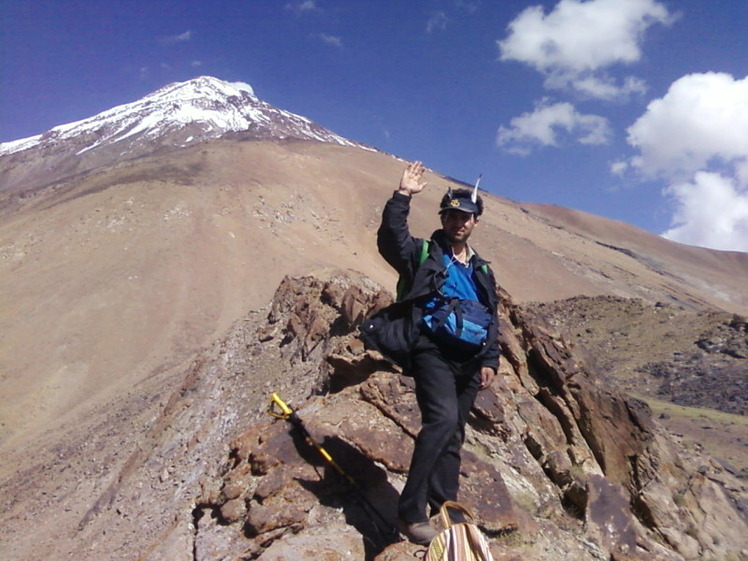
[426,501,494,561]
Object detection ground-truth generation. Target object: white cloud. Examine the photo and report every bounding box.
[624,72,748,251]
[456,1,480,14]
[497,100,611,153]
[562,74,647,100]
[498,0,672,100]
[662,172,748,252]
[286,1,319,15]
[428,2,483,33]
[427,12,448,33]
[318,33,343,47]
[610,160,629,176]
[627,73,748,178]
[159,30,192,45]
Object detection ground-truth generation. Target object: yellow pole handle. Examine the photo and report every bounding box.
[267,393,397,535]
[267,393,346,478]
[268,392,294,419]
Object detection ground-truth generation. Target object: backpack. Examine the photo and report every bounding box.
[426,501,494,561]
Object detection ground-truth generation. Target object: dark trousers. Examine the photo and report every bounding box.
[398,339,481,523]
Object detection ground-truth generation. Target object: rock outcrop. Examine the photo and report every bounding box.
[1,270,745,561]
[190,271,748,560]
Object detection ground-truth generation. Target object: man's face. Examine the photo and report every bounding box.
[440,209,477,244]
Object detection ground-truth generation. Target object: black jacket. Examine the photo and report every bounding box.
[376,191,500,373]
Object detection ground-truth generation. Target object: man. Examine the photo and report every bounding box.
[376,160,499,544]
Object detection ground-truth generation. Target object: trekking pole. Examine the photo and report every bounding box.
[267,393,398,538]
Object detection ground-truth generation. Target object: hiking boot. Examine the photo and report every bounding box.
[398,519,438,545]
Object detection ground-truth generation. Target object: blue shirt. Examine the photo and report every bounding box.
[439,254,479,301]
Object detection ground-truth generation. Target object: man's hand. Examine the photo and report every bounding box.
[479,366,495,390]
[399,161,427,196]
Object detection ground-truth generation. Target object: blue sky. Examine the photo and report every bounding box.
[2,0,747,251]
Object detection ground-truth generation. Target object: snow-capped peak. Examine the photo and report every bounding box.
[0,76,365,158]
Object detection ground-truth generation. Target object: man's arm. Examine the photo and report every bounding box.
[376,162,428,273]
[479,265,500,389]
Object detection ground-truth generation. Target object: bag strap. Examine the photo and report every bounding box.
[452,300,464,336]
[395,240,432,301]
[438,501,475,529]
[419,239,431,266]
[431,298,461,332]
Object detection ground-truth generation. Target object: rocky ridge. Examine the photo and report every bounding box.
[644,314,748,414]
[3,270,745,561]
[532,296,748,414]
[532,296,748,474]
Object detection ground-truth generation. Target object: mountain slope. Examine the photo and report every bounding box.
[1,138,746,449]
[1,80,746,560]
[522,202,748,312]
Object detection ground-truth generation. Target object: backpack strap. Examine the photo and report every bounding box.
[395,240,431,301]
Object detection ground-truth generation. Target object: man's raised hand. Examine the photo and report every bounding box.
[398,161,427,196]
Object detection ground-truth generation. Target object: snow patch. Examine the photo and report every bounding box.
[0,75,367,157]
